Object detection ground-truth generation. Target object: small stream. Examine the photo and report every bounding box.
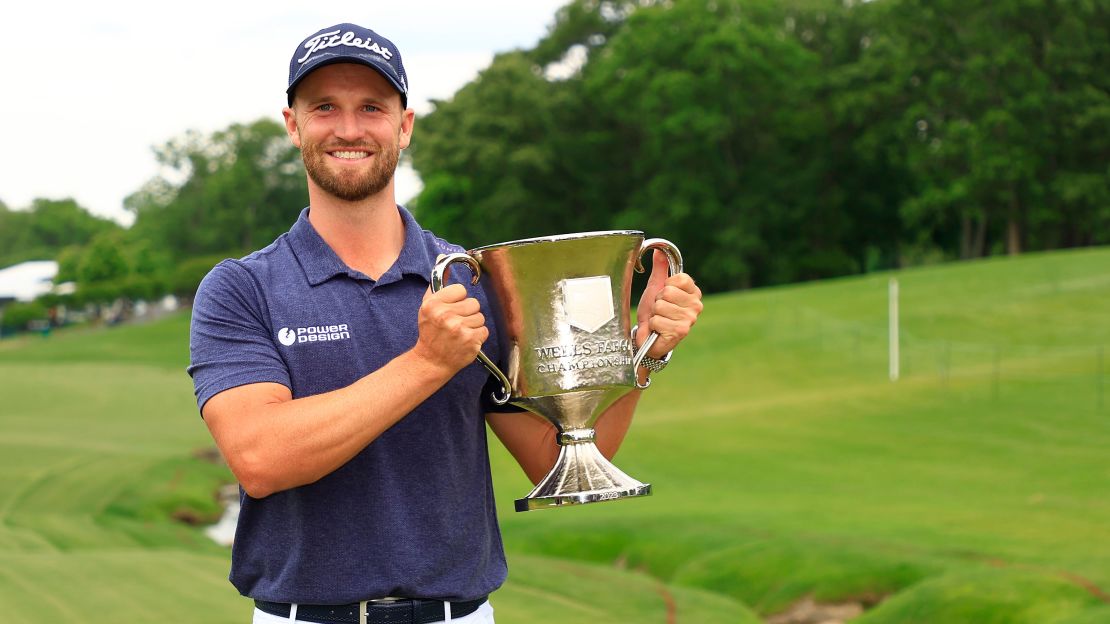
[204,483,240,546]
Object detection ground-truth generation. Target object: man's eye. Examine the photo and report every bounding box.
[317,104,334,112]
[363,105,379,112]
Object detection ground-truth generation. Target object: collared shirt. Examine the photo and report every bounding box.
[188,206,508,603]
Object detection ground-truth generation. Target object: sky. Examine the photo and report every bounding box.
[0,0,569,225]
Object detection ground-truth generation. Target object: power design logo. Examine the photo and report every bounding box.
[277,324,351,346]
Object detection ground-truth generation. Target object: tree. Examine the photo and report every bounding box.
[410,50,589,246]
[127,119,308,260]
[844,0,1110,260]
[578,0,838,288]
[384,0,1110,289]
[412,0,845,291]
[0,199,119,268]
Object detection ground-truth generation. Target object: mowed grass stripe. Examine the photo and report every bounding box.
[0,453,87,552]
[0,448,174,551]
[497,553,760,624]
[9,455,154,517]
[0,362,208,457]
[0,551,245,623]
[0,560,86,621]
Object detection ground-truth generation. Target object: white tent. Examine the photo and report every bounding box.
[0,261,58,303]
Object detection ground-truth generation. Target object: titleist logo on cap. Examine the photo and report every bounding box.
[297,29,394,64]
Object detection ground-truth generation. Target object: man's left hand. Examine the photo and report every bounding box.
[635,250,704,360]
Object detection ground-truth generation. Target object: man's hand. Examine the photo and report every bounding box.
[413,283,489,374]
[635,250,704,359]
[204,283,491,499]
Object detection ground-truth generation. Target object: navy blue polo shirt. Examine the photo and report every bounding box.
[188,206,508,604]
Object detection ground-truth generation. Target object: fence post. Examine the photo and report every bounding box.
[1098,346,1105,411]
[999,344,1007,397]
[889,278,899,382]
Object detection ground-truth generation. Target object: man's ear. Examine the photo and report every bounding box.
[282,107,302,149]
[399,108,415,151]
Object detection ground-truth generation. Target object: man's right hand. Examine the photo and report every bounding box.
[413,283,489,374]
[204,283,491,499]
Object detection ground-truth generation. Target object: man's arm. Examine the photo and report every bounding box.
[202,283,485,499]
[488,252,703,484]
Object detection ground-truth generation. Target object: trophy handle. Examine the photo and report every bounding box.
[431,253,512,405]
[632,238,684,389]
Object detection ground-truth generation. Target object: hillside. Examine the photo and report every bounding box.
[2,248,1109,622]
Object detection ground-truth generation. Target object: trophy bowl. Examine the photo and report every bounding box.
[432,231,682,512]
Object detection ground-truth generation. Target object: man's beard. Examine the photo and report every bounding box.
[300,135,400,202]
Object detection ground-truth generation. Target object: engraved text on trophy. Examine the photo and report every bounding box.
[533,338,633,373]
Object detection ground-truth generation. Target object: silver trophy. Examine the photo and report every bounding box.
[431,231,682,512]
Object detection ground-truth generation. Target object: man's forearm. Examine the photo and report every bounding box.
[206,349,455,498]
[594,387,643,461]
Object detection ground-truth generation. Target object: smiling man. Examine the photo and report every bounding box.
[187,22,703,624]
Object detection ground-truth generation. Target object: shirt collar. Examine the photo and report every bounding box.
[287,205,440,287]
[388,205,439,284]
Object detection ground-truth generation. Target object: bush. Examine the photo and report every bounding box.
[1,300,49,331]
[172,254,232,299]
[120,274,168,302]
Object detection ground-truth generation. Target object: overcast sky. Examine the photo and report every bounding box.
[0,0,568,225]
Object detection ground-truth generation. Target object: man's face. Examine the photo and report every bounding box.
[283,63,413,202]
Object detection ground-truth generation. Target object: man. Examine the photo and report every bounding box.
[188,23,703,624]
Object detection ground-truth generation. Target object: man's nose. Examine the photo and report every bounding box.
[334,110,362,141]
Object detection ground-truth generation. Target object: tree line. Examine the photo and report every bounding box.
[0,120,308,330]
[410,0,1109,292]
[1,0,1106,330]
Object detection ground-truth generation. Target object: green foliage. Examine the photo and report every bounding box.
[7,120,290,307]
[53,245,83,283]
[0,300,48,331]
[127,118,307,261]
[0,198,120,268]
[847,0,1110,259]
[171,254,233,300]
[50,231,175,305]
[412,50,585,244]
[410,0,1110,292]
[580,0,831,289]
[78,231,130,284]
[528,0,633,66]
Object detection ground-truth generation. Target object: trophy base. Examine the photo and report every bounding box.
[514,438,652,512]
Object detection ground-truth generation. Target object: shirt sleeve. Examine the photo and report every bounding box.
[187,260,291,414]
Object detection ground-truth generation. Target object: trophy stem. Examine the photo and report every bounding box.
[514,428,651,512]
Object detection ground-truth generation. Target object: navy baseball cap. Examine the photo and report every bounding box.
[287,23,409,108]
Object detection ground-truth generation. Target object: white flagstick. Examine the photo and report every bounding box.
[889,278,900,382]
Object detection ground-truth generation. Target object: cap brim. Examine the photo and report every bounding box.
[286,57,407,108]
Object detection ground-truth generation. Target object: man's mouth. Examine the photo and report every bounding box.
[330,150,370,160]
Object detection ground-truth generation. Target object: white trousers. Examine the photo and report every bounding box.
[252,600,495,624]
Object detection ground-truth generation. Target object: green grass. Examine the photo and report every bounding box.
[2,247,1109,622]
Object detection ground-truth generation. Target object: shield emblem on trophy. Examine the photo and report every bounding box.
[561,276,615,333]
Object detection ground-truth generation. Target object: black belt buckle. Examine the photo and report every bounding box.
[367,599,414,624]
